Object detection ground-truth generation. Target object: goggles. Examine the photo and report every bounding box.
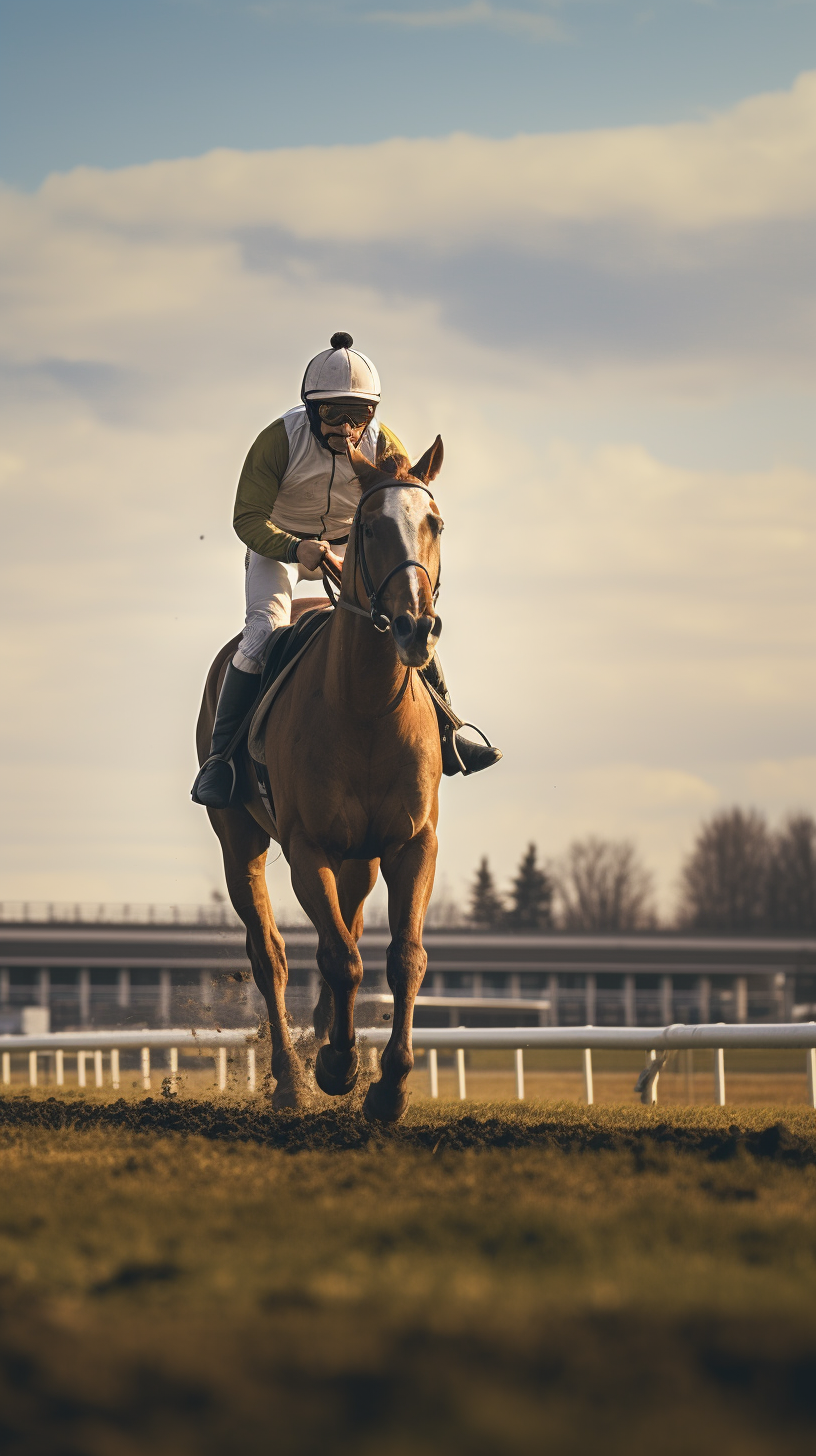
[317,400,377,428]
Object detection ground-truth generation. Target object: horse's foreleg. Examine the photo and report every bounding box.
[290,838,364,1097]
[208,806,308,1110]
[311,859,379,1044]
[363,826,437,1124]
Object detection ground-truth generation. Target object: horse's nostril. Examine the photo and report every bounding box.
[416,615,435,648]
[392,614,413,642]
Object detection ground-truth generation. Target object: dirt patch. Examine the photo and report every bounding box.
[1,1094,815,1164]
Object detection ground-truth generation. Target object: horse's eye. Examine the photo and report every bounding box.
[364,525,374,539]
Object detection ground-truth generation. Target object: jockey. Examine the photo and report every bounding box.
[192,332,502,808]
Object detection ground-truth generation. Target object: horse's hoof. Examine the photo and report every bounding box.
[271,1079,310,1111]
[362,1078,410,1124]
[315,1044,359,1097]
[271,1051,311,1111]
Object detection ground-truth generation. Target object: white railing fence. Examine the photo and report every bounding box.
[1,1023,815,1107]
[371,1023,816,1107]
[0,1028,258,1093]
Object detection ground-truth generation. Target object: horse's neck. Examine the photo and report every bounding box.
[325,608,410,718]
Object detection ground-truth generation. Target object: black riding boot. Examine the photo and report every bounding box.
[421,656,503,777]
[191,662,260,808]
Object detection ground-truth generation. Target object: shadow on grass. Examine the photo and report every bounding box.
[1,1295,815,1456]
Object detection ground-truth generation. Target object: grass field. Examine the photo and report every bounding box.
[1,1092,816,1455]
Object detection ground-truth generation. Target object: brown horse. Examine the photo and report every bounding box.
[195,437,445,1121]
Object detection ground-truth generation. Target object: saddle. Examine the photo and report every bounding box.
[246,606,332,823]
[207,606,331,815]
[258,606,330,700]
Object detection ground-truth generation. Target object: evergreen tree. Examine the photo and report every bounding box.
[506,843,553,930]
[468,857,505,928]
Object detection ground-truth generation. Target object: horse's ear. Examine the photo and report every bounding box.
[410,435,444,484]
[347,443,385,489]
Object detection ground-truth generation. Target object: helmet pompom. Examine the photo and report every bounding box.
[330,331,353,350]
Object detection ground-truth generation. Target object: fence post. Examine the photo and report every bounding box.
[141,1046,151,1091]
[456,1046,466,1100]
[1,1051,9,1086]
[78,1051,87,1089]
[714,1047,726,1106]
[247,1046,256,1092]
[170,1046,179,1092]
[110,1048,119,1090]
[648,1049,658,1105]
[28,1051,37,1088]
[807,1047,815,1110]
[514,1048,525,1100]
[94,1050,103,1089]
[428,1047,439,1098]
[583,1048,594,1105]
[218,1045,227,1092]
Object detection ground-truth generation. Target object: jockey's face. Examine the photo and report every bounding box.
[318,398,376,453]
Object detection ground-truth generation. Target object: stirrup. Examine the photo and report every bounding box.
[451,722,494,777]
[191,753,237,806]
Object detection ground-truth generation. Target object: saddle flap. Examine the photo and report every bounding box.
[248,608,331,764]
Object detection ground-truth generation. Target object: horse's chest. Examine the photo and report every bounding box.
[282,734,436,855]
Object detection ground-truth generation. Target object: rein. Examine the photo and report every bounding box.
[321,480,440,633]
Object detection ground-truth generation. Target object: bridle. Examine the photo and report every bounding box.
[322,480,441,633]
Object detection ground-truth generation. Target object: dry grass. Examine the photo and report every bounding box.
[0,1098,815,1453]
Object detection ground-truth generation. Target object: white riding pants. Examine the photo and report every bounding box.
[232,547,345,674]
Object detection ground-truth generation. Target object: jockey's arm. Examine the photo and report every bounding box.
[233,418,303,563]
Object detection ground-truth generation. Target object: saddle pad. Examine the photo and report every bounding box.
[248,609,331,766]
[259,606,330,697]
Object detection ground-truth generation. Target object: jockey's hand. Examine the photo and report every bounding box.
[296,540,343,575]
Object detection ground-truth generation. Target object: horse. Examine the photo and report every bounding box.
[195,436,445,1122]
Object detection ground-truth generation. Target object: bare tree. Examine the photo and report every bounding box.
[553,837,656,932]
[505,844,553,930]
[768,814,816,931]
[468,857,505,929]
[677,808,770,931]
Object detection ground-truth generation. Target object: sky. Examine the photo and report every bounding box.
[0,0,815,921]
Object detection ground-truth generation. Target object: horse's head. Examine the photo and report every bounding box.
[347,437,445,669]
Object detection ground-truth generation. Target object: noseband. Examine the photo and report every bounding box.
[325,480,441,633]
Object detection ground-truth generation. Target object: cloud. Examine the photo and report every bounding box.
[3,71,813,396]
[17,67,815,241]
[239,214,816,385]
[0,73,814,912]
[364,1,563,40]
[737,757,816,813]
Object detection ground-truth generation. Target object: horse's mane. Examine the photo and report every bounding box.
[378,448,414,481]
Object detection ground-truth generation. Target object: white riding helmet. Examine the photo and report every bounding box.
[300,332,381,404]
